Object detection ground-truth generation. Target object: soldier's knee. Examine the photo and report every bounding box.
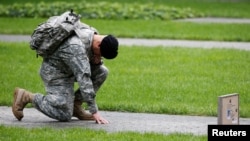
[92,65,109,80]
[101,65,109,78]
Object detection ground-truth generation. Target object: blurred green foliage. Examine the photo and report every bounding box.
[0,1,203,20]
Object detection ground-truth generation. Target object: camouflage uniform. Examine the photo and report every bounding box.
[32,28,108,121]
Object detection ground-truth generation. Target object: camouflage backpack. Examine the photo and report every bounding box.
[29,9,97,58]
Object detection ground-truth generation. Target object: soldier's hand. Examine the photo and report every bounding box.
[93,112,109,124]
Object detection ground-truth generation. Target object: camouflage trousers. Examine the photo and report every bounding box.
[33,65,108,121]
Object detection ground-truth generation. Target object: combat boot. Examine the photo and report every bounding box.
[12,87,35,121]
[73,100,94,120]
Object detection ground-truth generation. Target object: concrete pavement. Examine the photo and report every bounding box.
[1,106,250,135]
[0,34,250,51]
[177,17,250,24]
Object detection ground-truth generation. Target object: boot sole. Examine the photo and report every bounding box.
[12,88,25,121]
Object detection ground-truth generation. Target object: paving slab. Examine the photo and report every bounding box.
[177,17,250,24]
[119,38,250,51]
[1,106,250,135]
[0,34,250,51]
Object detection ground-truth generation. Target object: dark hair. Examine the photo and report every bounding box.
[100,35,119,59]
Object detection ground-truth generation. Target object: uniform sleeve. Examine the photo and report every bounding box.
[59,42,98,114]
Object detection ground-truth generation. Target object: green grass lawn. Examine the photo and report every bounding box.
[1,41,249,141]
[1,18,250,42]
[0,126,207,141]
[1,42,249,118]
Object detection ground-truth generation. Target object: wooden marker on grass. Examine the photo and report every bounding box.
[218,93,239,125]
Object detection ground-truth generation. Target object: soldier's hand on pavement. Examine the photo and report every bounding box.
[93,112,109,124]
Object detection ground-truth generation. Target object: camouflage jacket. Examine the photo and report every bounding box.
[40,28,98,114]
